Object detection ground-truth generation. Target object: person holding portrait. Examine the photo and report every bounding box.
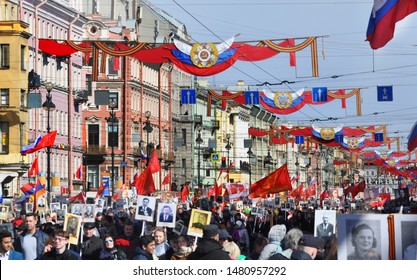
[347,223,381,260]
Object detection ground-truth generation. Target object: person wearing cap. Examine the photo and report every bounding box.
[76,222,103,260]
[187,224,231,260]
[218,229,232,246]
[0,230,23,260]
[290,234,324,260]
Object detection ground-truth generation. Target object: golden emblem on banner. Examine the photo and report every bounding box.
[274,92,292,109]
[190,42,219,68]
[320,127,336,140]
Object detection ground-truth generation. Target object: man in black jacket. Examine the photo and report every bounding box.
[77,222,103,260]
[187,224,231,260]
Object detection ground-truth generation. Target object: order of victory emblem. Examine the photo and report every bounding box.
[274,92,293,109]
[190,42,219,68]
[346,137,359,149]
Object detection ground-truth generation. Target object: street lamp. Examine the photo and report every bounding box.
[107,100,118,196]
[143,111,153,165]
[264,148,273,168]
[247,148,256,185]
[195,124,203,188]
[42,82,55,205]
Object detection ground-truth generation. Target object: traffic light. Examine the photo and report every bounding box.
[221,156,226,168]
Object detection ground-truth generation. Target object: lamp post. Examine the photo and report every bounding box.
[143,111,153,165]
[107,101,118,197]
[225,133,231,182]
[195,124,203,188]
[264,148,273,169]
[42,82,55,205]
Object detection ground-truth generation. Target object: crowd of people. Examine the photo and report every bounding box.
[0,195,416,261]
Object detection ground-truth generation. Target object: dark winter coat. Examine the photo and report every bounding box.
[186,238,231,260]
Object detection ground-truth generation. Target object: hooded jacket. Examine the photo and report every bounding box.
[186,238,231,260]
[258,224,286,260]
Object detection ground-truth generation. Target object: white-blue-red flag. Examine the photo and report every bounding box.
[367,0,417,49]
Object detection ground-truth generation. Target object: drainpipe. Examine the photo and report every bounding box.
[67,13,79,196]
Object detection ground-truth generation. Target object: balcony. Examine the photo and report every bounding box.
[84,145,106,155]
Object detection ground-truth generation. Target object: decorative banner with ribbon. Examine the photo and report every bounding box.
[39,36,319,79]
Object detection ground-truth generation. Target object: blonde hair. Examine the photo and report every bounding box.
[223,241,241,259]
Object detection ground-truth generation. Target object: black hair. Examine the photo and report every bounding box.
[0,230,12,241]
[139,235,154,248]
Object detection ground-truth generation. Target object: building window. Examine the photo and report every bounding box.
[21,45,26,70]
[0,122,9,154]
[108,92,119,109]
[108,123,118,147]
[88,124,99,146]
[87,165,99,189]
[182,129,187,146]
[182,158,186,175]
[0,44,10,68]
[1,89,9,106]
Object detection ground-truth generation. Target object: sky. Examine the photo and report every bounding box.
[151,0,417,154]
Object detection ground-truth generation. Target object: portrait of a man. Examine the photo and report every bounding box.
[156,203,176,228]
[0,206,9,221]
[71,204,82,215]
[188,209,211,238]
[37,197,46,209]
[395,216,417,260]
[315,211,335,238]
[50,203,60,213]
[64,214,81,245]
[135,195,155,222]
[26,203,34,213]
[83,204,95,220]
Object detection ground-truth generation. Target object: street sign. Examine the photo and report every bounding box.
[181,89,196,104]
[312,87,328,102]
[244,91,260,105]
[121,161,127,167]
[210,152,220,163]
[377,86,393,101]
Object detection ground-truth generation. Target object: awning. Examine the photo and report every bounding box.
[0,172,18,184]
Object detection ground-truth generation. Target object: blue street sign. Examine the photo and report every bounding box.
[377,86,393,101]
[312,87,328,102]
[121,161,127,167]
[181,89,196,104]
[244,91,260,105]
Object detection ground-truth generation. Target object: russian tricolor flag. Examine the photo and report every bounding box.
[21,130,57,155]
[367,0,417,49]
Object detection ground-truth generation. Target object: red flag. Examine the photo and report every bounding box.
[135,167,156,195]
[250,163,292,197]
[113,56,120,71]
[112,191,119,201]
[69,192,85,204]
[181,183,189,202]
[289,184,304,200]
[148,150,161,174]
[96,182,104,198]
[28,157,39,177]
[162,173,170,185]
[320,190,329,201]
[371,198,387,208]
[351,180,366,198]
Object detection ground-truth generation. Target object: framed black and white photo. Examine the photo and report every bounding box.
[337,214,389,260]
[0,205,9,221]
[26,202,34,214]
[82,204,95,222]
[314,210,336,238]
[50,202,60,213]
[135,195,156,222]
[64,213,82,245]
[188,209,211,238]
[394,215,417,260]
[156,202,176,228]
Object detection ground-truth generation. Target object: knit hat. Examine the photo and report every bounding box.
[268,224,287,242]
